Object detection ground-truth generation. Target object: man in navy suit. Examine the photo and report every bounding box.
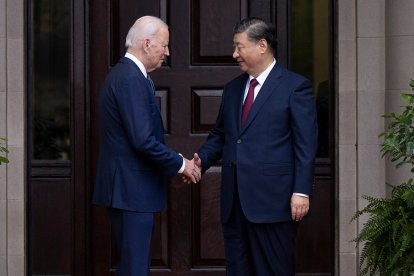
[92,16,200,275]
[194,17,318,275]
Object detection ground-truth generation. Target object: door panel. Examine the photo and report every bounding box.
[88,1,334,275]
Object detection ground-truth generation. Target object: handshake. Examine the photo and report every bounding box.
[180,153,202,184]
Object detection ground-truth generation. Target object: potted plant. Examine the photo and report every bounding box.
[351,79,414,276]
[0,137,9,164]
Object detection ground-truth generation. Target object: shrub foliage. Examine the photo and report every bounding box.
[352,79,414,275]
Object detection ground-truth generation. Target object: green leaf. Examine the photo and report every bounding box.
[402,93,413,103]
[407,142,414,155]
[410,79,414,90]
[0,137,9,165]
[0,156,9,164]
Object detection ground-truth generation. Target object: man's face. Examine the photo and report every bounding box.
[232,32,262,76]
[147,27,170,72]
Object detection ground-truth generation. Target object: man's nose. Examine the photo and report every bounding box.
[232,49,238,59]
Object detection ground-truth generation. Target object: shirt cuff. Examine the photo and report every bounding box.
[293,193,309,198]
[178,153,185,174]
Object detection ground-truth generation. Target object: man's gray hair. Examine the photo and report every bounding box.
[125,16,168,49]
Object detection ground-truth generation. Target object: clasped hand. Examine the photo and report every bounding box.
[181,153,202,184]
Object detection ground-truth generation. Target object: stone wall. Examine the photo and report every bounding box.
[0,0,25,275]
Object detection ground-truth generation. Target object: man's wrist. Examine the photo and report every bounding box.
[293,193,309,198]
[177,153,185,173]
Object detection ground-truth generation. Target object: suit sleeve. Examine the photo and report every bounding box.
[289,79,318,195]
[197,92,226,173]
[116,76,182,176]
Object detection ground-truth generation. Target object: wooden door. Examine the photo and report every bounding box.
[88,1,334,275]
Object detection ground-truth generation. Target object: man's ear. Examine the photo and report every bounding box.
[142,38,151,53]
[258,39,268,54]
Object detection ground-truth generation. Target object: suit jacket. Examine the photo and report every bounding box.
[198,64,318,223]
[92,57,182,212]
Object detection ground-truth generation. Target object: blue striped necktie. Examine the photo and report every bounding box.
[147,75,155,95]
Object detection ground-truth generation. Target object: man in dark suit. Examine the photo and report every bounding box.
[92,16,200,275]
[195,17,318,275]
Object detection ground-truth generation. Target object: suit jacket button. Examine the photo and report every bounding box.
[237,139,242,144]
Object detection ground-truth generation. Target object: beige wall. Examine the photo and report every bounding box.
[0,0,26,275]
[337,0,359,274]
[337,0,414,275]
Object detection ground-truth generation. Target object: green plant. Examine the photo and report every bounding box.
[352,79,414,276]
[380,79,414,170]
[351,181,414,275]
[0,137,9,164]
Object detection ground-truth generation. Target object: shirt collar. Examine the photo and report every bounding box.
[124,52,147,78]
[249,59,276,85]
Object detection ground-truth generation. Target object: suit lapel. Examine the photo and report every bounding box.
[240,64,284,134]
[121,57,164,121]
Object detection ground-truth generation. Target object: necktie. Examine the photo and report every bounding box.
[241,78,259,125]
[147,75,156,94]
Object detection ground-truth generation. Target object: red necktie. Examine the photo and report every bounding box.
[241,78,259,125]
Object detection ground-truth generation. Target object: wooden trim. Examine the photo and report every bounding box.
[73,0,88,274]
[276,0,288,67]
